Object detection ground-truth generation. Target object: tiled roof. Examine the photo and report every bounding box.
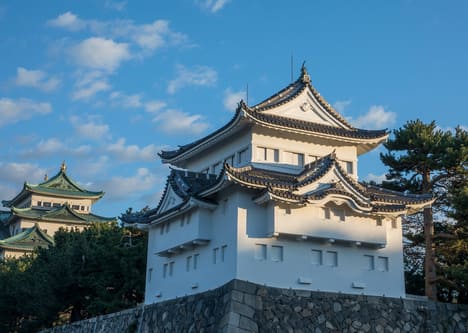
[158,66,388,163]
[8,204,116,224]
[253,65,353,129]
[3,167,104,207]
[125,151,433,225]
[0,223,54,252]
[244,107,388,140]
[159,109,244,161]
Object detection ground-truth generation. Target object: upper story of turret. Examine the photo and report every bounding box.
[159,65,388,179]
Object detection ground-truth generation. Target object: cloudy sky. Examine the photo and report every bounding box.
[0,1,467,217]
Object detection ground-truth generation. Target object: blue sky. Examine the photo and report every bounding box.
[1,1,467,217]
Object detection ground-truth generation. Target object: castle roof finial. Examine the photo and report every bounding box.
[300,61,310,83]
[60,161,67,173]
[44,174,48,181]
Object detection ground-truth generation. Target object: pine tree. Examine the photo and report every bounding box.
[380,120,466,301]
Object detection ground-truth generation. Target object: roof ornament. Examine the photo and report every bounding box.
[60,161,67,173]
[44,174,48,181]
[301,61,311,84]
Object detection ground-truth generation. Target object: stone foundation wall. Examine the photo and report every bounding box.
[41,279,468,333]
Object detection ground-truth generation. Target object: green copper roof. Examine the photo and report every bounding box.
[9,204,116,225]
[0,223,54,252]
[3,164,104,207]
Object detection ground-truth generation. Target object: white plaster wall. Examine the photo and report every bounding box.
[235,191,405,298]
[252,128,358,178]
[31,194,93,213]
[182,130,252,172]
[20,219,87,235]
[144,189,239,304]
[273,205,387,245]
[152,209,212,254]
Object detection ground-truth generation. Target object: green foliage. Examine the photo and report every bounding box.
[0,222,147,332]
[380,120,468,303]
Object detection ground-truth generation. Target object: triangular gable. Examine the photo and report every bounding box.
[156,182,185,215]
[0,224,54,251]
[42,204,88,222]
[258,87,351,129]
[39,170,82,192]
[296,161,369,203]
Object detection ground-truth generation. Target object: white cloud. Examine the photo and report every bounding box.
[109,91,143,108]
[352,105,396,129]
[0,98,52,126]
[47,11,86,31]
[100,168,157,200]
[70,116,110,141]
[223,88,246,111]
[364,173,387,184]
[105,1,127,11]
[144,100,166,113]
[167,64,217,94]
[153,109,209,135]
[77,156,110,177]
[106,138,160,162]
[70,37,131,72]
[195,0,231,13]
[333,100,352,114]
[48,12,188,54]
[14,67,60,92]
[0,162,46,183]
[21,138,91,158]
[71,70,111,100]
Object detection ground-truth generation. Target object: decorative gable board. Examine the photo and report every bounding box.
[157,185,184,215]
[260,88,348,128]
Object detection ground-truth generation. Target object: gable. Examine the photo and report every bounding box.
[156,185,185,215]
[259,88,350,129]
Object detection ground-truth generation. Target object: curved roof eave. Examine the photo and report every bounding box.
[159,107,246,164]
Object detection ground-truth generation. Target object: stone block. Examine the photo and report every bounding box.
[233,280,257,295]
[239,316,258,332]
[231,301,255,318]
[231,290,244,303]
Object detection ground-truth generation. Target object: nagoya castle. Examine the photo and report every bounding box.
[0,162,116,258]
[122,65,433,304]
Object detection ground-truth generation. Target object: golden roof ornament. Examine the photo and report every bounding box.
[60,161,67,173]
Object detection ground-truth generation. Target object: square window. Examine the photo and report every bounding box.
[376,218,383,226]
[346,161,353,174]
[37,201,42,206]
[271,245,283,262]
[221,245,227,262]
[311,249,323,265]
[213,247,219,264]
[43,202,51,207]
[323,207,331,220]
[186,256,192,272]
[148,268,153,282]
[377,256,389,272]
[254,244,267,260]
[72,204,80,210]
[391,220,398,229]
[325,251,338,267]
[169,262,174,276]
[364,255,374,270]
